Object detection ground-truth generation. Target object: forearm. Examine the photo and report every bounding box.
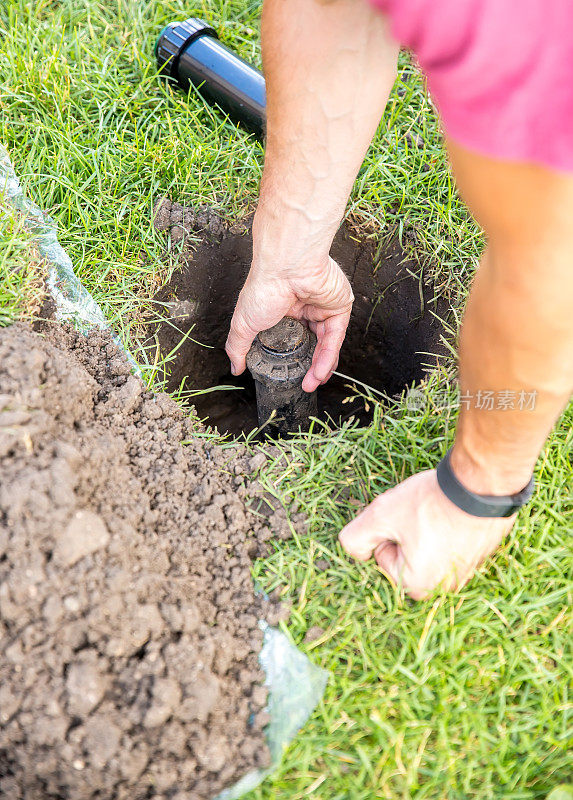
[255,0,398,271]
[448,145,573,495]
[452,245,573,494]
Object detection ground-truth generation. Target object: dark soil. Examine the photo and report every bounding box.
[0,322,299,800]
[149,198,449,436]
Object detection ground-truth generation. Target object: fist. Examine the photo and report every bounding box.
[339,470,515,599]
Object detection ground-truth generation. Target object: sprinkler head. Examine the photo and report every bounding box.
[155,18,266,137]
[247,318,317,435]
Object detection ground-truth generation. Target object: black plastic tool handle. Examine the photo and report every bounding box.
[156,18,266,137]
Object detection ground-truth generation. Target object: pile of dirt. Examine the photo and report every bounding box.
[0,323,300,800]
[149,198,448,435]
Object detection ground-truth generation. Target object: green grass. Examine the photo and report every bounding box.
[1,1,571,798]
[250,376,572,799]
[0,200,46,324]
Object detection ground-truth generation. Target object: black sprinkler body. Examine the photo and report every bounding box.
[247,318,318,436]
[155,18,266,137]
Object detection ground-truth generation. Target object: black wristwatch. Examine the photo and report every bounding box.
[436,448,534,518]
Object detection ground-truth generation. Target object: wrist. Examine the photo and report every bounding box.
[449,440,535,496]
[252,201,335,277]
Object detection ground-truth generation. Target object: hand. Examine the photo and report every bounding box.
[339,470,515,600]
[226,254,353,393]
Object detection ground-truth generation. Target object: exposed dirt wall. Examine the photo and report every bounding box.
[149,200,448,435]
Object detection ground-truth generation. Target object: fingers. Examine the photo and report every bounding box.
[227,254,352,383]
[302,312,349,393]
[375,541,432,599]
[340,475,443,600]
[338,494,397,561]
[340,493,428,597]
[339,500,414,591]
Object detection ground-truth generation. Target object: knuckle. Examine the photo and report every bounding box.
[407,584,428,601]
[227,318,250,349]
[233,310,255,338]
[338,528,352,550]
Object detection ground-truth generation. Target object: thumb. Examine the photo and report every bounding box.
[374,541,402,587]
[226,276,290,375]
[225,292,262,376]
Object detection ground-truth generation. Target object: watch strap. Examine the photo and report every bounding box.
[436,448,534,518]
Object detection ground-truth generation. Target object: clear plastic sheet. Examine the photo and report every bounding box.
[1,145,329,798]
[1,144,107,331]
[216,622,328,799]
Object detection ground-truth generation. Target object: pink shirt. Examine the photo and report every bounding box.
[370,0,573,172]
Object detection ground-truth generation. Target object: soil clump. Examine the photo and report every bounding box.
[0,322,298,800]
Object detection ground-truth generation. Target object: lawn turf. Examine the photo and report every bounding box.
[1,1,571,798]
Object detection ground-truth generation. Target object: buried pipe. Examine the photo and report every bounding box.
[247,318,318,435]
[155,18,266,137]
